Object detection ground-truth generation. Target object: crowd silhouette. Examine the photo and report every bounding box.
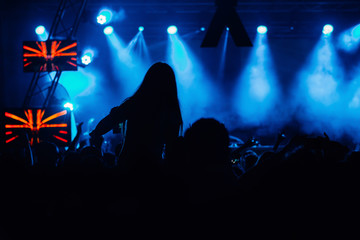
[1,62,359,238]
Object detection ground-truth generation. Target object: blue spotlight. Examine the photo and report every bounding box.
[81,49,95,65]
[81,55,91,65]
[200,27,206,32]
[97,15,106,25]
[35,25,48,40]
[35,25,45,35]
[104,26,114,35]
[257,25,268,34]
[233,31,279,125]
[64,102,74,111]
[97,9,113,25]
[323,24,334,35]
[167,25,178,35]
[226,27,230,31]
[138,26,144,32]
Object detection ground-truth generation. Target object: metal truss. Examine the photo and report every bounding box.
[23,0,87,109]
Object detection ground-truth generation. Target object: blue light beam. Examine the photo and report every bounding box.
[35,25,48,41]
[233,33,280,126]
[293,34,345,137]
[217,28,229,81]
[105,31,148,98]
[167,34,220,127]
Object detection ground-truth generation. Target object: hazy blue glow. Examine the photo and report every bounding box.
[347,67,360,143]
[293,34,348,138]
[61,67,98,98]
[200,27,206,32]
[167,25,178,35]
[299,35,342,105]
[59,66,114,131]
[104,26,114,35]
[257,25,268,34]
[167,34,219,128]
[353,24,360,39]
[338,23,360,53]
[233,33,280,126]
[323,24,334,35]
[138,26,144,32]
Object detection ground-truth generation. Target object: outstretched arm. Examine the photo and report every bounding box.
[90,114,116,137]
[67,122,83,151]
[89,114,115,149]
[89,101,130,149]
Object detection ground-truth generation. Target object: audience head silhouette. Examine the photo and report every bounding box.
[133,62,179,103]
[184,118,230,168]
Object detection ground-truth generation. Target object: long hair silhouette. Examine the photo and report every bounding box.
[90,62,182,171]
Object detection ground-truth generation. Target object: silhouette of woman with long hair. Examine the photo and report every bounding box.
[90,62,182,172]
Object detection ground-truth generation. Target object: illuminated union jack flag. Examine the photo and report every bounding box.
[23,40,77,72]
[4,109,70,146]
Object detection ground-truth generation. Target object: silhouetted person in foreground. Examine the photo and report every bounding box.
[182,118,238,211]
[90,62,183,173]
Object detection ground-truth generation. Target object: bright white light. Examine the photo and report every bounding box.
[257,25,268,34]
[97,9,113,25]
[323,24,334,35]
[81,49,95,65]
[81,55,91,65]
[138,26,144,32]
[167,25,178,35]
[64,102,74,111]
[35,25,45,35]
[97,15,107,25]
[104,26,114,35]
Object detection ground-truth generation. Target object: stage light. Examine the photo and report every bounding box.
[81,49,94,65]
[167,25,178,35]
[81,55,91,65]
[138,26,144,32]
[35,25,45,35]
[104,26,114,35]
[257,25,268,34]
[323,24,334,35]
[226,27,230,31]
[97,15,106,25]
[97,9,113,25]
[35,25,48,41]
[200,27,206,32]
[64,102,73,111]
